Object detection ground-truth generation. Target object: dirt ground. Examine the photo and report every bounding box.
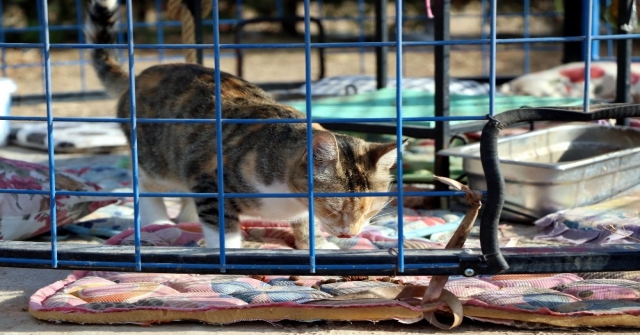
[7,46,568,121]
[5,0,568,102]
[8,47,565,102]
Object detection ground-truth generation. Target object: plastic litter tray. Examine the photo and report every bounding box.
[438,123,640,221]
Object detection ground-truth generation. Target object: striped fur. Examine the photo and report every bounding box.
[85,0,406,249]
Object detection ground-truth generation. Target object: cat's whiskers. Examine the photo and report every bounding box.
[380,197,394,209]
[370,198,395,220]
[371,212,388,221]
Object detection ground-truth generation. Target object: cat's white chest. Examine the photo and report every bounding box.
[242,181,309,221]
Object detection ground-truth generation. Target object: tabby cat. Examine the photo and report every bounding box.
[86,0,406,249]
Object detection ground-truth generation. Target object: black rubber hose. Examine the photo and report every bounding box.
[479,103,640,273]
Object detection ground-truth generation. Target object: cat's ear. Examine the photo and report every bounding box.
[303,131,339,172]
[371,139,409,171]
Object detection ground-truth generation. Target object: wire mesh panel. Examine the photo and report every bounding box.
[0,0,598,98]
[1,0,640,277]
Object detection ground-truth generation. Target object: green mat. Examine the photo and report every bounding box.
[287,88,585,183]
[287,88,585,128]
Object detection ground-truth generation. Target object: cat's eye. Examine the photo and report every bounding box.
[326,205,341,216]
[326,201,345,213]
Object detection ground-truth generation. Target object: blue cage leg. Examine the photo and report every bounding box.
[615,0,634,127]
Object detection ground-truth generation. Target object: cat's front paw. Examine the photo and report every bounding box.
[143,219,176,227]
[317,241,341,250]
[295,240,341,250]
[201,225,242,249]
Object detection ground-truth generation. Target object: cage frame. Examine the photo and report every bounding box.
[0,0,639,277]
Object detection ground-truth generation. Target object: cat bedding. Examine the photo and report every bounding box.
[25,169,640,329]
[29,222,640,329]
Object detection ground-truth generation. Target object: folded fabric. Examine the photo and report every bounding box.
[500,61,640,102]
[289,75,492,97]
[9,122,128,153]
[0,157,117,240]
[78,220,448,251]
[534,186,640,245]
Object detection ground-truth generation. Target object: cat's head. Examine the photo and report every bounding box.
[290,131,407,237]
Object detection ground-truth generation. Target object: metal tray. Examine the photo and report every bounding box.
[438,124,640,221]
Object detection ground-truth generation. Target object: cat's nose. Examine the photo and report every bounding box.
[337,223,364,237]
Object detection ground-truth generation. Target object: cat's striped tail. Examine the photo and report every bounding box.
[85,0,129,97]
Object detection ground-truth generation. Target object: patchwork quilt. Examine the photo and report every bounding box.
[29,223,640,329]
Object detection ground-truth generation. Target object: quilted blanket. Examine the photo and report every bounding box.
[535,187,640,245]
[29,223,640,329]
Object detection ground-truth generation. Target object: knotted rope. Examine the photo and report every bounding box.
[167,0,212,63]
[313,176,483,329]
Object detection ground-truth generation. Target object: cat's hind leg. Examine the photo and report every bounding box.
[177,197,200,223]
[191,179,242,248]
[138,170,174,226]
[197,198,242,248]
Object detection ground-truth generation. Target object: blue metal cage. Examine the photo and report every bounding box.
[1,0,613,98]
[1,0,640,276]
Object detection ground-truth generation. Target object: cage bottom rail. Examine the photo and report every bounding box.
[1,241,639,276]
